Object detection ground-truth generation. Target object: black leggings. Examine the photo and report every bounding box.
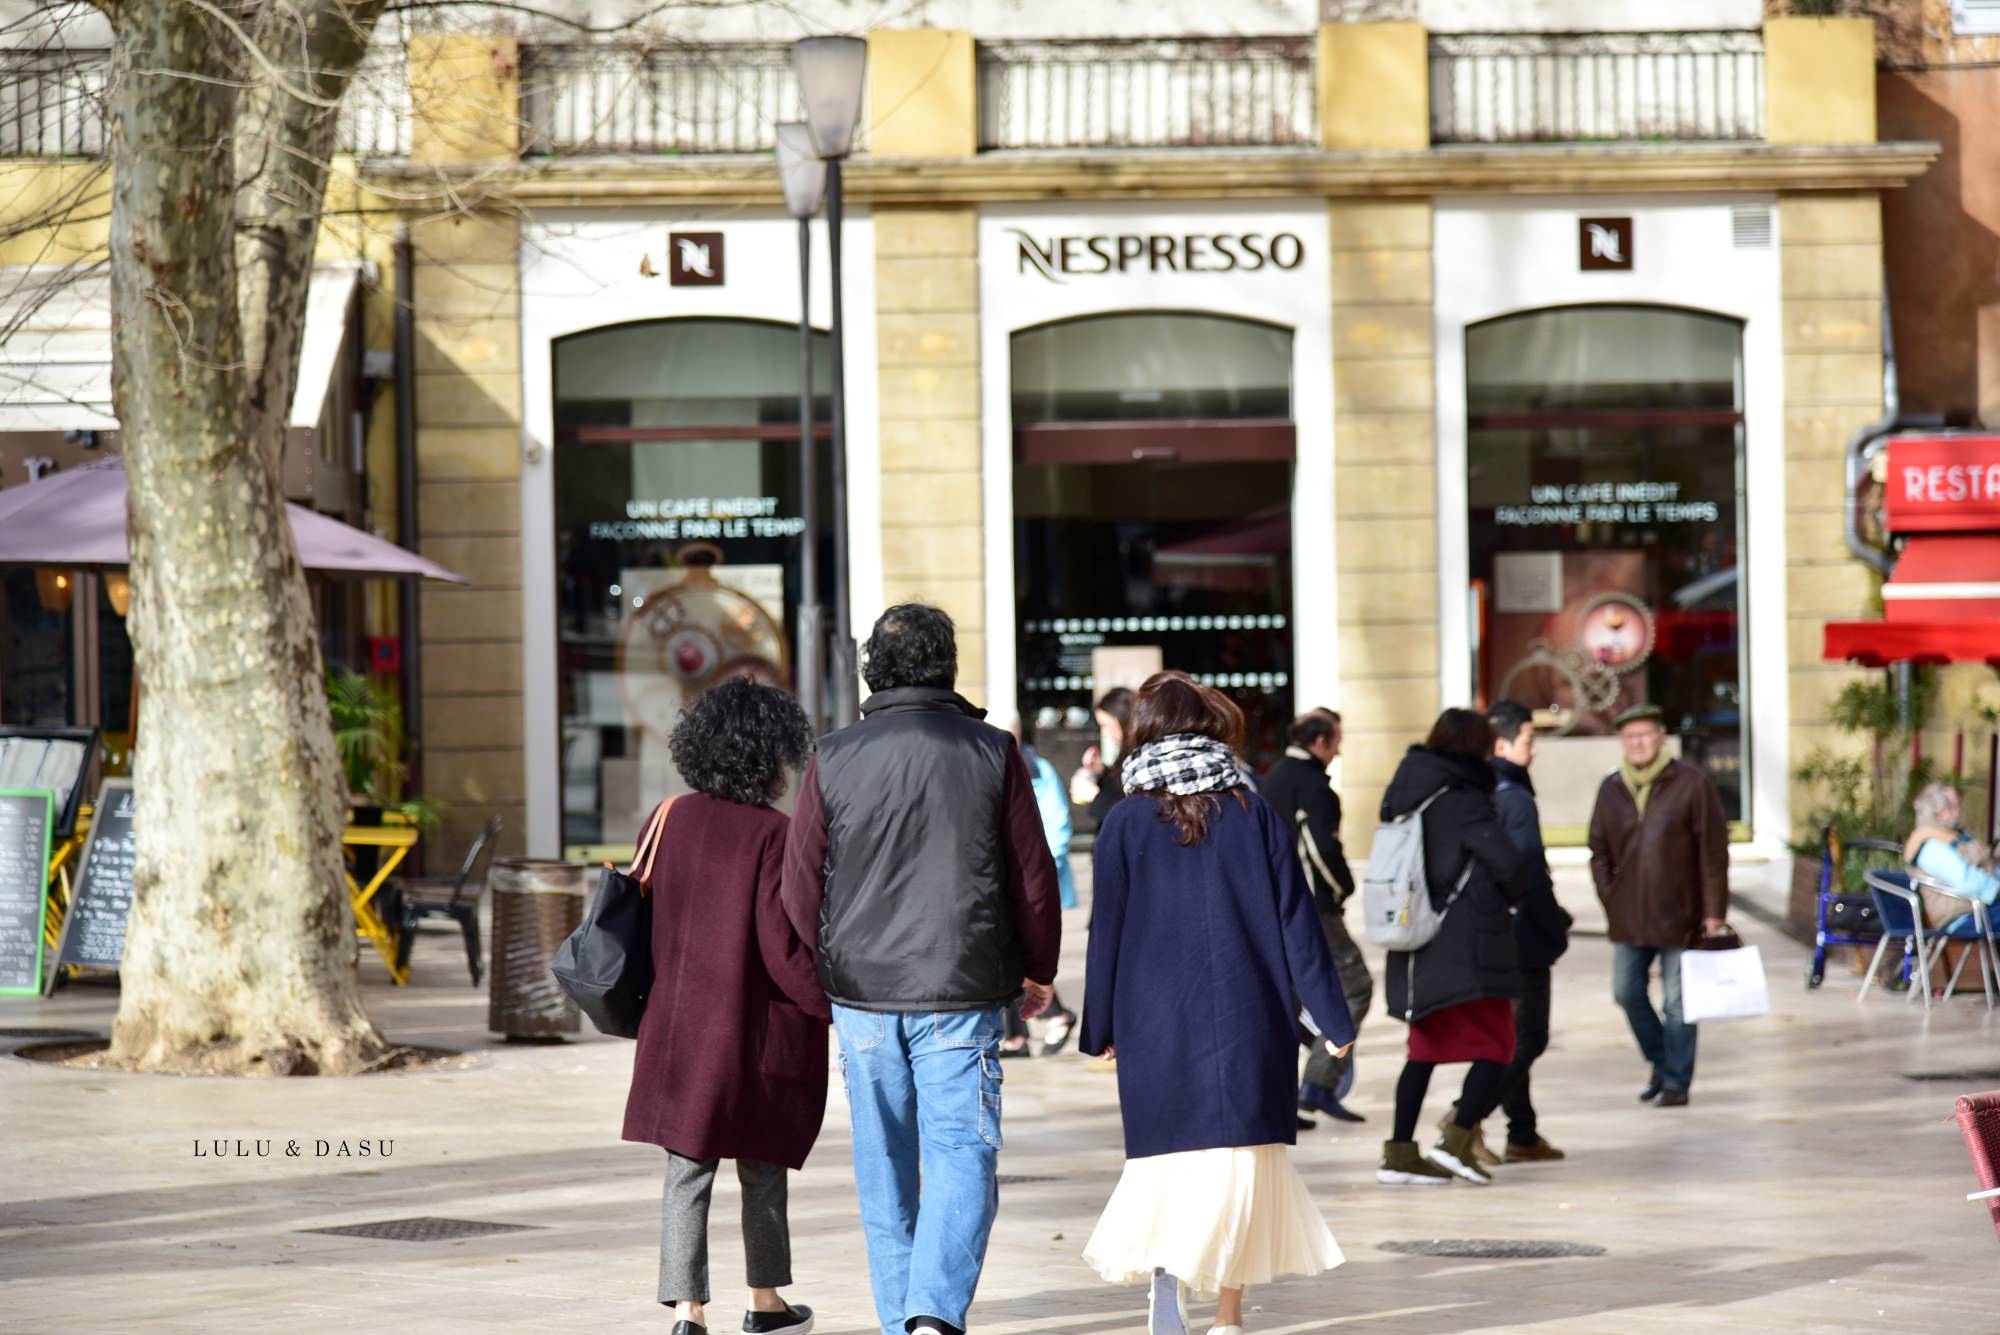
[1392,1058,1508,1144]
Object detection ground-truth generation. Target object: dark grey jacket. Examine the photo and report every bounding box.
[1492,757,1572,970]
[781,687,1063,1012]
[1259,749,1355,915]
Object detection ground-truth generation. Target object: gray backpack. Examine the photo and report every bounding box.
[1361,785,1472,950]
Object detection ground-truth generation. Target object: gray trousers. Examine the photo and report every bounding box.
[1302,905,1374,1093]
[659,1152,792,1305]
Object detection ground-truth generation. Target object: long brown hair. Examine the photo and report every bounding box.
[1126,670,1248,845]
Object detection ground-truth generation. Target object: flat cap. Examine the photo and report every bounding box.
[1612,703,1664,729]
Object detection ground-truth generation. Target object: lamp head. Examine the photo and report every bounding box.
[791,35,867,160]
[774,122,826,220]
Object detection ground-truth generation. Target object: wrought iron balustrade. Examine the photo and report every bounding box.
[520,42,830,156]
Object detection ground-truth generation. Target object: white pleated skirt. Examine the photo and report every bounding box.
[1082,1144,1344,1298]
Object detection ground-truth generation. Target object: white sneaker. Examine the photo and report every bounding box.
[1149,1269,1190,1335]
[1209,1326,1246,1335]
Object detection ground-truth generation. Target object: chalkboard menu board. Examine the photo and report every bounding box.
[54,779,136,975]
[0,789,53,996]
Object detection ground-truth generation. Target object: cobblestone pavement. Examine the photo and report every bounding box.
[3,864,1998,1333]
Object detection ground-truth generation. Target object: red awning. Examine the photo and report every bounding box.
[1823,619,2000,668]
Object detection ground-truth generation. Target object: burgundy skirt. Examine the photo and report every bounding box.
[1408,997,1517,1065]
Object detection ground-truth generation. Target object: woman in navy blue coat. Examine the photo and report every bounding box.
[1080,672,1356,1335]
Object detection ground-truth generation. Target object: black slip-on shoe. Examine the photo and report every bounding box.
[1638,1078,1664,1103]
[743,1305,813,1335]
[670,1323,707,1335]
[1655,1087,1690,1107]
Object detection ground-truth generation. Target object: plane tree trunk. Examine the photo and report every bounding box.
[99,0,389,1075]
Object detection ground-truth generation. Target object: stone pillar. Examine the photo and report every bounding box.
[867,32,985,701]
[873,209,985,704]
[1765,17,1877,146]
[404,36,526,859]
[1318,21,1430,151]
[866,28,977,157]
[1779,192,1882,814]
[1330,200,1438,849]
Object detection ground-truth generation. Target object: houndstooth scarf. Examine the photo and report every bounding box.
[1121,733,1243,796]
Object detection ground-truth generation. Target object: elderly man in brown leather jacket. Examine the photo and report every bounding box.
[1587,705,1730,1109]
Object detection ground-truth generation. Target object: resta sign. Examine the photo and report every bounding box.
[1884,435,2000,532]
[1009,227,1305,283]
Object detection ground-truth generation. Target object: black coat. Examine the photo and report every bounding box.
[781,687,1063,1012]
[1258,750,1355,915]
[1380,747,1527,1023]
[1492,757,1572,970]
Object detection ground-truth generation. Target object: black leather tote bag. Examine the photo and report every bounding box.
[550,798,671,1038]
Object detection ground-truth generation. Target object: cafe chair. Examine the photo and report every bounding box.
[1914,875,1999,1010]
[1860,869,1928,1009]
[393,816,501,986]
[1956,1091,2000,1243]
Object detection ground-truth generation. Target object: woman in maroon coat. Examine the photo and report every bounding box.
[622,678,828,1335]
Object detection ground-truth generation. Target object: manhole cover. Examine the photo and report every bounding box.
[300,1217,539,1243]
[1381,1239,1606,1260]
[996,1175,1058,1185]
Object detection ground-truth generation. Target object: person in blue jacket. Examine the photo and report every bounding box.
[1080,671,1355,1335]
[1001,712,1079,1056]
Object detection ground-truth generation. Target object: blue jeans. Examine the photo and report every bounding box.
[1612,943,1697,1092]
[833,1004,1004,1335]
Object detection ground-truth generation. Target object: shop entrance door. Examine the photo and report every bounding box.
[1011,313,1296,773]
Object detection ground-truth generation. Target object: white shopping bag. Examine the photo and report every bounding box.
[1680,945,1770,1022]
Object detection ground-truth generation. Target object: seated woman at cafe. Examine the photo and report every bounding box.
[622,676,825,1335]
[1906,781,2000,924]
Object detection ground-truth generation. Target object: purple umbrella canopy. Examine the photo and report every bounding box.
[0,457,467,583]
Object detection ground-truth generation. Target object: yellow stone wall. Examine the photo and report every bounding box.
[1330,199,1439,849]
[1318,21,1430,152]
[1780,191,1883,842]
[1765,17,1878,147]
[403,38,528,859]
[874,206,986,704]
[867,29,977,158]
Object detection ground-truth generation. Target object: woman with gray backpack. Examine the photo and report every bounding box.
[1367,708,1527,1186]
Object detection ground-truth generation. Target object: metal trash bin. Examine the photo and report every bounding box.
[488,859,586,1039]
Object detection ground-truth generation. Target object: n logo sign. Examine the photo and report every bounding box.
[1579,217,1634,271]
[668,232,725,286]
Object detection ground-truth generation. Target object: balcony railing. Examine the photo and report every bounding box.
[977,38,1317,151]
[0,45,409,158]
[1429,31,1765,144]
[1,50,108,157]
[520,43,824,156]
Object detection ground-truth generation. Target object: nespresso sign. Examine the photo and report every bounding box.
[1009,228,1305,283]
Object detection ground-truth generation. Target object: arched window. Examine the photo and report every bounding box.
[552,319,830,852]
[1011,312,1297,771]
[1466,304,1748,827]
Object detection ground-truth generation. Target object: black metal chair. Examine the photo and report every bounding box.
[393,817,501,986]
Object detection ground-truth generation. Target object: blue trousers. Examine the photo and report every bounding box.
[833,1004,1005,1335]
[1612,943,1697,1092]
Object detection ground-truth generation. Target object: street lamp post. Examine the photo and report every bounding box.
[792,35,867,727]
[774,122,827,736]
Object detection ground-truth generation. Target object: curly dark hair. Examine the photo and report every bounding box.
[861,603,958,692]
[667,676,813,806]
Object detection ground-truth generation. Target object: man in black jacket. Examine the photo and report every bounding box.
[1261,708,1372,1125]
[1487,699,1572,1164]
[783,604,1062,1335]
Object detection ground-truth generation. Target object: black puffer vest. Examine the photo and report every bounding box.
[816,686,1019,1011]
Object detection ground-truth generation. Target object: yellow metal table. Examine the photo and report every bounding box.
[342,821,418,985]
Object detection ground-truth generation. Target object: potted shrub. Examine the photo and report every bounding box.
[326,668,442,829]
